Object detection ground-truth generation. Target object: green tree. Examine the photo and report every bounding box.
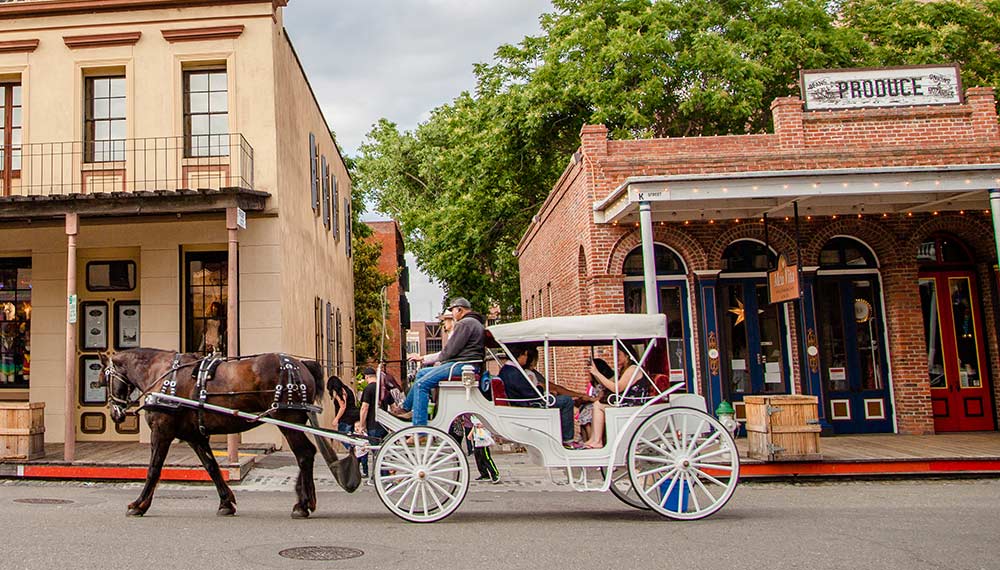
[343,147,397,369]
[354,0,1000,316]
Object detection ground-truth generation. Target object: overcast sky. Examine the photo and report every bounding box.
[284,0,552,321]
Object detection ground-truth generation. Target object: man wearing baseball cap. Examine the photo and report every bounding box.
[397,297,485,427]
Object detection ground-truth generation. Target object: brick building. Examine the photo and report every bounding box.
[366,221,410,380]
[518,72,1000,435]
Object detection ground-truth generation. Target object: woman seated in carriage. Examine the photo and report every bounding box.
[498,345,594,449]
[583,344,652,449]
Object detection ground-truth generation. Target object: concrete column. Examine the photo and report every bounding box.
[638,201,659,315]
[64,213,78,462]
[226,208,240,465]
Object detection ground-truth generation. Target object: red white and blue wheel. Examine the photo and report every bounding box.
[627,407,740,520]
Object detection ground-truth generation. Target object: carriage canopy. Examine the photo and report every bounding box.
[487,314,667,346]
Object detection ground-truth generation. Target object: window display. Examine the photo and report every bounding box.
[0,258,30,388]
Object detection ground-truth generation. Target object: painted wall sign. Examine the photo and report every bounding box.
[801,65,962,111]
[768,254,799,303]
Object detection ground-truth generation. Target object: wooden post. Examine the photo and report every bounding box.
[64,213,78,462]
[226,208,240,465]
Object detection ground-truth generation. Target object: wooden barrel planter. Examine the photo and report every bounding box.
[0,402,45,461]
[745,395,822,462]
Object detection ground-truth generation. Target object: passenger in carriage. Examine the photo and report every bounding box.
[498,345,593,450]
[394,297,486,427]
[578,358,614,442]
[583,345,650,449]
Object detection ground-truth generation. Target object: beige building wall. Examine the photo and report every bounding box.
[0,1,355,447]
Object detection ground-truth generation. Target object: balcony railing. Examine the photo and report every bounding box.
[1,133,254,197]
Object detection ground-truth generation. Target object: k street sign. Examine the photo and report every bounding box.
[801,65,962,111]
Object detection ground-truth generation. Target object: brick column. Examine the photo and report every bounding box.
[966,87,999,143]
[770,97,805,150]
[882,261,935,434]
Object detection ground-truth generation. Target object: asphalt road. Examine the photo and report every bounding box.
[0,476,997,570]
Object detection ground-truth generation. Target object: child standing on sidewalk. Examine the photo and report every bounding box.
[468,416,500,484]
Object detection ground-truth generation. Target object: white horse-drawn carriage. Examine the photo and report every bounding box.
[370,313,740,523]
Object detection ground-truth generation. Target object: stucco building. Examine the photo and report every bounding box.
[365,220,409,380]
[518,69,1000,436]
[0,0,354,455]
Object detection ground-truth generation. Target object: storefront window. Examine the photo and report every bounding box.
[0,258,30,389]
[720,241,775,273]
[185,252,227,354]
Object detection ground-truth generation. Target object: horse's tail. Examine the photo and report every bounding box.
[302,360,325,404]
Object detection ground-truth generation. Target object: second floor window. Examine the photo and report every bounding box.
[1,83,22,177]
[184,69,229,157]
[85,76,126,163]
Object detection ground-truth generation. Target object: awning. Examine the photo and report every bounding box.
[488,313,666,345]
[593,164,1000,224]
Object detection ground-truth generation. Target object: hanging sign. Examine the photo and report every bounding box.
[801,65,962,111]
[768,254,799,304]
[236,208,247,230]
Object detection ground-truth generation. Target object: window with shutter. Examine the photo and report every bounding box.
[335,308,343,378]
[314,297,322,361]
[325,301,333,377]
[321,156,330,229]
[332,175,339,239]
[309,133,318,213]
[344,198,352,257]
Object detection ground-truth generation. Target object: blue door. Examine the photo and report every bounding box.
[816,276,893,433]
[718,280,791,416]
[624,279,694,390]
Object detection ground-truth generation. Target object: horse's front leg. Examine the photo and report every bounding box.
[279,426,317,518]
[128,427,174,516]
[188,436,237,516]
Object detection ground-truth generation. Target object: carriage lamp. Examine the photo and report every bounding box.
[461,364,476,400]
[715,400,739,437]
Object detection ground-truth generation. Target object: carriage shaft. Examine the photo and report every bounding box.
[145,392,373,447]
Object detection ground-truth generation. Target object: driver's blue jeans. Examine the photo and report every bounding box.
[401,363,461,426]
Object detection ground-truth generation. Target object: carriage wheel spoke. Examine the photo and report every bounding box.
[685,472,702,513]
[389,478,417,502]
[684,419,706,454]
[380,460,412,473]
[423,441,447,467]
[691,461,733,472]
[425,480,446,512]
[635,452,672,464]
[663,416,683,451]
[692,467,727,491]
[426,474,462,488]
[655,470,680,506]
[644,466,679,498]
[419,484,430,515]
[427,478,458,502]
[428,451,461,471]
[637,463,677,479]
[689,430,722,457]
[691,447,733,462]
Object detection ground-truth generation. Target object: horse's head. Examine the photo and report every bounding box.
[101,352,136,424]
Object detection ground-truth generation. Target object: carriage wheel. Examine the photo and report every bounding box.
[626,407,740,520]
[602,466,650,511]
[373,426,470,523]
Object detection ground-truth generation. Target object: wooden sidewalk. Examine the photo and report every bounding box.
[0,441,259,482]
[738,432,1000,478]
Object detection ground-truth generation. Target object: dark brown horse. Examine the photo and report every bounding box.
[101,348,348,518]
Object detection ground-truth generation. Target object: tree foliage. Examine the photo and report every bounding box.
[354,0,1000,317]
[346,150,397,369]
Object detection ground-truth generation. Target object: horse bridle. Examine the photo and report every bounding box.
[104,358,139,414]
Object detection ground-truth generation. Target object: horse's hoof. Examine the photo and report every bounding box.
[291,507,310,519]
[126,508,145,517]
[217,506,236,517]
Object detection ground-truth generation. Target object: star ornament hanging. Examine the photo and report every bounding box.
[728,298,746,326]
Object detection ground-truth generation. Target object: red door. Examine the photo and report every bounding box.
[918,271,995,432]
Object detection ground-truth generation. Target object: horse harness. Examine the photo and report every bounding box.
[144,353,321,434]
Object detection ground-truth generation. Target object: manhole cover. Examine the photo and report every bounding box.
[14,498,74,505]
[278,546,364,561]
